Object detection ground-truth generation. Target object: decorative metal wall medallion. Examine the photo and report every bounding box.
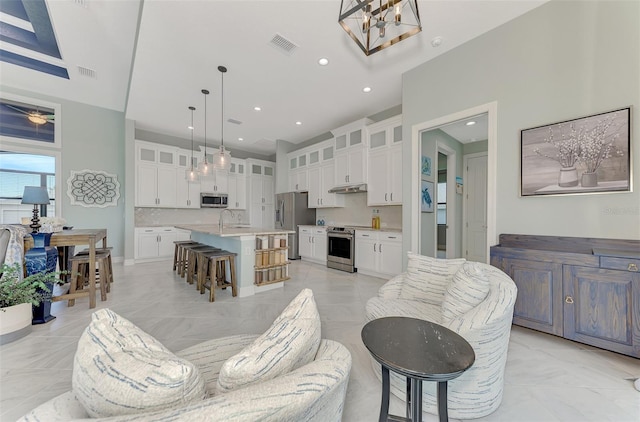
[66,169,120,207]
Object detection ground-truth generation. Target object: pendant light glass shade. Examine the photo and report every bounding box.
[197,89,214,177]
[185,106,199,183]
[212,65,231,171]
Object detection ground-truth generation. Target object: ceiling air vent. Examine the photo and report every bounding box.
[269,33,298,55]
[227,118,242,125]
[77,66,97,79]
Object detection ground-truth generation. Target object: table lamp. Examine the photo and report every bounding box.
[21,186,50,234]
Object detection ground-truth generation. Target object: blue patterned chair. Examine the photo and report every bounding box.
[365,252,517,419]
[19,289,351,422]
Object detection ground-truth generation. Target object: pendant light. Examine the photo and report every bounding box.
[212,65,231,171]
[185,106,199,182]
[196,89,213,177]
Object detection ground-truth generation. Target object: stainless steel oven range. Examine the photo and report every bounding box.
[327,226,356,273]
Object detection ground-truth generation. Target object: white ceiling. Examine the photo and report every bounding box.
[0,0,546,155]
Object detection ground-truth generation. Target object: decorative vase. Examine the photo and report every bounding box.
[581,172,598,187]
[558,166,579,187]
[25,232,58,324]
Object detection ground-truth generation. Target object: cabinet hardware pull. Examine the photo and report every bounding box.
[385,193,387,201]
[373,243,376,252]
[379,244,382,253]
[565,296,574,304]
[628,263,638,272]
[390,193,393,201]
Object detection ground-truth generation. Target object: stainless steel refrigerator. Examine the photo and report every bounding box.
[275,192,316,260]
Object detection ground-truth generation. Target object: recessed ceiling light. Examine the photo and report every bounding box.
[431,36,443,47]
[188,125,194,130]
[466,121,476,126]
[318,58,329,66]
[254,106,261,111]
[238,137,243,141]
[296,121,302,125]
[363,87,372,93]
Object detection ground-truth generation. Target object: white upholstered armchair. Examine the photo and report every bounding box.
[365,252,517,419]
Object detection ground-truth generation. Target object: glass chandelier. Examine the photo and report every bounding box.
[196,89,214,177]
[212,65,231,171]
[338,0,421,56]
[185,106,199,182]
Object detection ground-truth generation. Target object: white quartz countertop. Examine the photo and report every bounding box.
[176,224,294,237]
[299,225,402,233]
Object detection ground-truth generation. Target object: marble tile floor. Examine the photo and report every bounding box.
[1,259,638,422]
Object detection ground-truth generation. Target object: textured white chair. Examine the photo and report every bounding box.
[365,252,517,419]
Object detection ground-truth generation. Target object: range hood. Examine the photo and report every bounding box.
[328,184,367,194]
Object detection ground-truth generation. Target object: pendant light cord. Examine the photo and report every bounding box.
[221,70,224,148]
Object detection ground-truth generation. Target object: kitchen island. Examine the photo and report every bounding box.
[175,224,294,297]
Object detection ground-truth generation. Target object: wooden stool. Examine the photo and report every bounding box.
[173,241,199,273]
[77,247,114,290]
[200,251,237,302]
[194,248,224,292]
[64,251,110,307]
[178,243,205,278]
[184,245,220,284]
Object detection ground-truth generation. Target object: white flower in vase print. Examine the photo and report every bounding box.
[576,114,624,173]
[533,124,581,168]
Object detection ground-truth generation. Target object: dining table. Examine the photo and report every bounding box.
[24,228,108,309]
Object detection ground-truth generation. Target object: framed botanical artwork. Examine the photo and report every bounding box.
[421,155,432,178]
[421,180,434,212]
[520,107,631,196]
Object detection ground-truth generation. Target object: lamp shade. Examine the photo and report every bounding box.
[21,186,50,205]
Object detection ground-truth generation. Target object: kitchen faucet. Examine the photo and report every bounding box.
[219,209,234,231]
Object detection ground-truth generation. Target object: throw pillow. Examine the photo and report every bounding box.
[399,252,466,304]
[441,261,491,323]
[72,309,206,418]
[216,288,321,394]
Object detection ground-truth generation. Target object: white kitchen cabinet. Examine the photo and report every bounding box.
[249,160,275,228]
[289,168,308,192]
[200,170,228,193]
[355,230,403,277]
[367,115,403,206]
[335,146,365,186]
[136,163,177,207]
[308,162,344,208]
[136,141,176,166]
[367,145,402,205]
[134,227,178,260]
[227,175,247,209]
[175,148,200,208]
[298,226,327,264]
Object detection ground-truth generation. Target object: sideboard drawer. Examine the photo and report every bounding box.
[600,256,640,272]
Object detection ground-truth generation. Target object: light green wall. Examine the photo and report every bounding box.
[464,140,488,155]
[0,86,126,258]
[402,0,640,260]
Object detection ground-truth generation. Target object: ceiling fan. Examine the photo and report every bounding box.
[5,104,55,125]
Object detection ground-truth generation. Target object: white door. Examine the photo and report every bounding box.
[307,166,321,207]
[464,153,488,262]
[348,148,365,184]
[156,167,177,207]
[299,228,313,258]
[136,164,158,206]
[136,231,159,259]
[379,239,403,276]
[367,150,388,205]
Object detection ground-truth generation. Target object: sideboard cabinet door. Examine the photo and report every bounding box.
[563,266,640,357]
[502,257,564,336]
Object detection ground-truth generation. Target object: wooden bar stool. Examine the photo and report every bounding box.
[200,251,237,302]
[178,243,205,278]
[184,245,220,285]
[194,248,224,292]
[63,251,110,307]
[173,240,199,273]
[76,247,114,290]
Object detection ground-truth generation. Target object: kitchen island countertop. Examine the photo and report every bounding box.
[175,224,294,237]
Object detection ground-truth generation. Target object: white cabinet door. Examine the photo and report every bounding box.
[379,234,403,276]
[214,170,229,193]
[157,229,178,257]
[136,230,159,259]
[313,229,327,263]
[156,166,177,207]
[136,164,158,206]
[320,162,343,207]
[175,173,200,208]
[335,152,349,186]
[299,228,313,258]
[263,177,274,205]
[348,147,365,184]
[355,232,377,273]
[307,166,321,208]
[389,146,403,204]
[228,176,247,210]
[367,150,388,205]
[262,203,275,229]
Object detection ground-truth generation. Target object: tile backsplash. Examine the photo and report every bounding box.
[135,207,247,227]
[316,192,401,229]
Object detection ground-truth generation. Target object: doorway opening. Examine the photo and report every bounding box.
[411,102,496,262]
